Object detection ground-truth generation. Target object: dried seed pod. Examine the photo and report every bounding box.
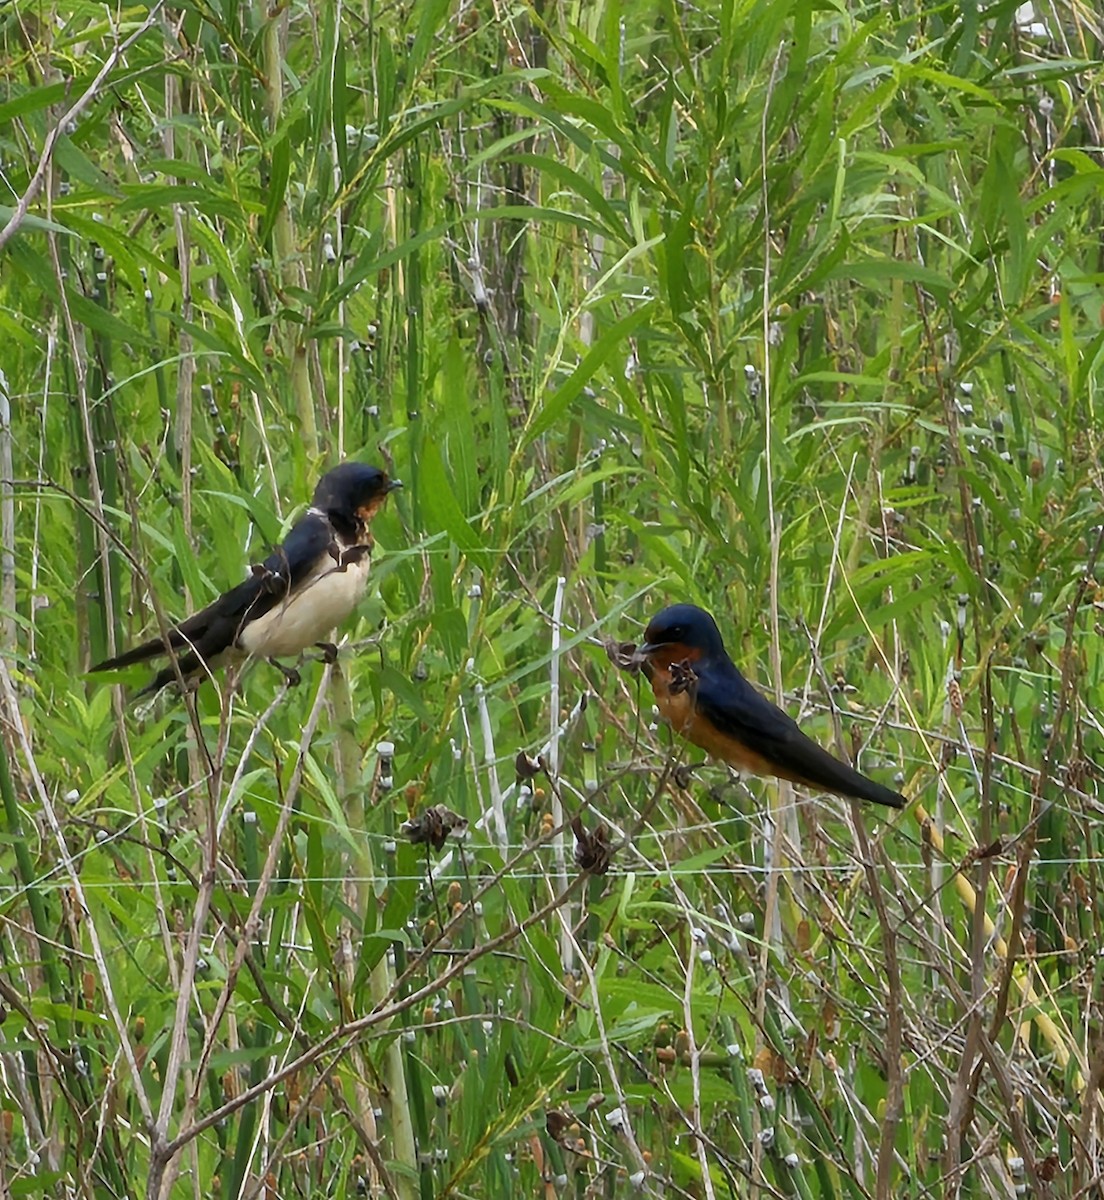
[667,657,698,696]
[606,639,641,674]
[401,805,468,851]
[545,1109,573,1142]
[514,750,541,781]
[571,815,614,875]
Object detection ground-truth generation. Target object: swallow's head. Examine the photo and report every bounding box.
[314,461,403,524]
[636,603,726,666]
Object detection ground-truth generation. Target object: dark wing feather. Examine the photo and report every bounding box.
[91,513,336,675]
[694,659,906,810]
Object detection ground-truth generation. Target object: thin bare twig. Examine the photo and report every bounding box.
[0,5,165,254]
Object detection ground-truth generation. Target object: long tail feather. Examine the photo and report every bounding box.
[90,635,182,672]
[784,735,907,809]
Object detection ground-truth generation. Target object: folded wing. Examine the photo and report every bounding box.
[91,513,336,693]
[694,660,906,810]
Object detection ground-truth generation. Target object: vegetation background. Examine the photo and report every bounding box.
[2,0,1103,1196]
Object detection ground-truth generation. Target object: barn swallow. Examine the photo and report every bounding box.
[91,462,402,696]
[634,604,906,809]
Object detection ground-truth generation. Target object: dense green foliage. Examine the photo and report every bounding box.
[2,0,1104,1195]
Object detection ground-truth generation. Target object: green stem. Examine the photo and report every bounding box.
[263,8,318,458]
[330,666,418,1200]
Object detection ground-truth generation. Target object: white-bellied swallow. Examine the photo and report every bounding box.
[91,461,402,696]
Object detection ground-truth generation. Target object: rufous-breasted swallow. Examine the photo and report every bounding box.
[634,604,906,809]
[91,461,402,696]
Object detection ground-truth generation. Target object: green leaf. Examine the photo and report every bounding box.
[332,33,349,179]
[115,183,253,220]
[0,80,70,122]
[408,0,452,79]
[500,152,632,244]
[824,257,953,299]
[64,289,155,346]
[300,820,335,973]
[524,300,658,445]
[437,337,478,514]
[0,208,75,237]
[259,131,291,248]
[418,437,493,575]
[466,203,610,239]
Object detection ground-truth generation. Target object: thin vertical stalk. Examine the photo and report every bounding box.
[554,899,652,1187]
[330,667,417,1200]
[0,383,15,653]
[331,52,345,458]
[88,241,123,658]
[432,693,589,882]
[52,236,118,671]
[402,145,424,494]
[0,721,62,1012]
[159,53,195,540]
[475,683,507,850]
[548,575,571,969]
[263,8,318,458]
[755,46,790,1199]
[151,673,332,1199]
[682,936,718,1200]
[28,324,54,662]
[0,659,153,1129]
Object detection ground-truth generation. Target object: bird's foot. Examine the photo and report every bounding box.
[316,641,339,665]
[269,659,301,688]
[252,562,287,595]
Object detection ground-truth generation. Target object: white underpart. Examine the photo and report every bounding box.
[237,551,371,659]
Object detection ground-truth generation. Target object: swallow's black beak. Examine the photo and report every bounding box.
[634,641,660,662]
[387,479,404,492]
